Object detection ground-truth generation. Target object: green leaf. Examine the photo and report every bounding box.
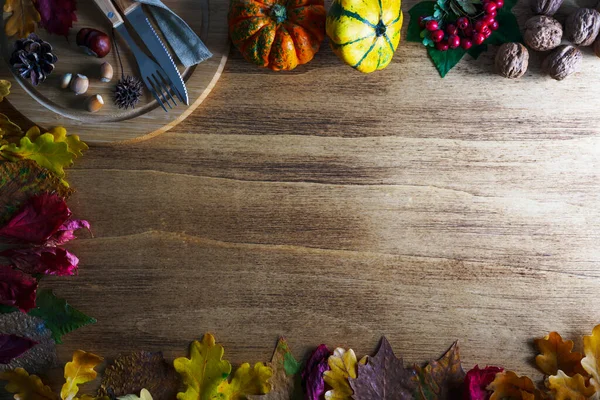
[449,1,462,16]
[503,0,518,11]
[433,9,443,18]
[423,37,434,46]
[28,289,96,344]
[456,0,477,14]
[407,1,436,42]
[467,43,488,59]
[0,304,18,314]
[0,134,74,178]
[427,46,467,77]
[283,352,301,376]
[486,9,522,45]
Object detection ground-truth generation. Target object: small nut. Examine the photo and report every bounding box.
[524,16,563,51]
[76,28,111,58]
[60,73,72,89]
[70,74,89,95]
[565,8,600,46]
[85,94,104,113]
[495,42,529,78]
[100,62,113,83]
[531,0,563,15]
[542,45,582,80]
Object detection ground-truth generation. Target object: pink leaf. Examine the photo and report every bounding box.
[34,0,77,37]
[1,247,79,276]
[302,344,330,400]
[0,265,38,312]
[463,365,504,400]
[0,193,70,244]
[0,334,37,364]
[45,219,91,246]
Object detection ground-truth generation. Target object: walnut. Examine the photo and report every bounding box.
[495,43,529,78]
[542,45,582,80]
[565,8,600,46]
[531,0,563,16]
[524,16,563,51]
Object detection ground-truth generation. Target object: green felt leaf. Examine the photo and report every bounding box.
[407,1,436,42]
[467,43,488,59]
[28,289,96,344]
[427,47,467,77]
[283,352,301,376]
[0,304,18,314]
[486,9,522,45]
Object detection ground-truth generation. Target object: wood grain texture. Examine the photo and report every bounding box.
[4,0,600,396]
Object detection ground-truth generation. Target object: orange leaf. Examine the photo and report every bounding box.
[535,332,586,377]
[3,0,40,38]
[487,370,543,400]
[546,371,596,400]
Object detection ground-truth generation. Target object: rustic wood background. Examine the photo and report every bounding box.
[4,0,600,393]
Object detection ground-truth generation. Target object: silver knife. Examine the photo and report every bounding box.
[113,0,189,105]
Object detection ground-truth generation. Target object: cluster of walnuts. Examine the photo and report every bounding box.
[495,0,600,80]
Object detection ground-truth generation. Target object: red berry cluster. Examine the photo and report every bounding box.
[419,0,504,51]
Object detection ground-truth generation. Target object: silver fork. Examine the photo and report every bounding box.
[93,0,177,112]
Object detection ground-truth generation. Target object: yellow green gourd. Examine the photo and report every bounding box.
[326,0,403,73]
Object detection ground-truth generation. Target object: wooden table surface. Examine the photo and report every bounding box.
[4,1,600,391]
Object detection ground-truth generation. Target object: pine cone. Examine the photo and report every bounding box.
[10,34,58,86]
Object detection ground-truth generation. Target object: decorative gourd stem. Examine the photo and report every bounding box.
[375,20,387,36]
[270,4,287,23]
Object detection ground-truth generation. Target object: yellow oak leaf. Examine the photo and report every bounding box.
[582,324,600,392]
[217,362,273,399]
[0,80,11,102]
[488,370,543,400]
[547,371,596,400]
[0,133,75,182]
[0,367,59,400]
[26,126,88,158]
[0,113,22,140]
[118,389,154,400]
[323,348,367,400]
[61,350,104,400]
[174,334,232,400]
[4,0,40,38]
[535,332,586,377]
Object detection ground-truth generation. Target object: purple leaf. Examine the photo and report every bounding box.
[1,247,79,276]
[0,334,37,364]
[0,193,70,244]
[46,219,91,246]
[0,265,38,312]
[34,0,77,37]
[301,344,330,400]
[463,365,504,400]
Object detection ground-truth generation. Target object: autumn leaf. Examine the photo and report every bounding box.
[0,81,11,102]
[535,332,586,377]
[582,324,600,392]
[0,265,37,312]
[28,289,96,344]
[218,362,273,399]
[349,336,416,400]
[118,389,154,400]
[248,338,303,400]
[0,367,59,400]
[34,0,77,36]
[0,192,70,244]
[546,371,596,400]
[413,341,465,400]
[487,370,543,400]
[61,350,104,400]
[1,247,79,276]
[0,334,37,364]
[26,127,88,159]
[3,0,40,38]
[0,160,72,225]
[174,334,232,400]
[98,351,180,400]
[463,366,503,400]
[302,344,330,400]
[323,348,367,400]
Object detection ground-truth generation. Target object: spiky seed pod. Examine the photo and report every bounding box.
[114,75,143,110]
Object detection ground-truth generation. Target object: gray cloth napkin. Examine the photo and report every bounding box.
[136,0,212,67]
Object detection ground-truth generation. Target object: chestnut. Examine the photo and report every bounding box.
[76,28,111,58]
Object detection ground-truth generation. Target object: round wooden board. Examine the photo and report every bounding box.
[0,0,229,144]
